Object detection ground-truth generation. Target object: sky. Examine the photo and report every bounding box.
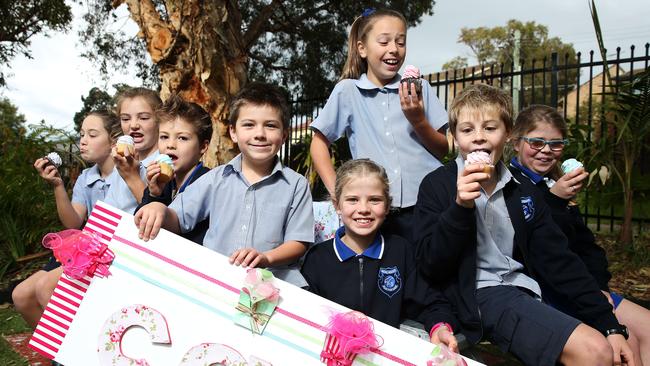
[2,0,649,132]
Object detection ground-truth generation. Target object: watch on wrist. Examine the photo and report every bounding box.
[604,325,629,340]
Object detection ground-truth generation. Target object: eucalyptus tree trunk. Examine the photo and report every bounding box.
[114,0,277,166]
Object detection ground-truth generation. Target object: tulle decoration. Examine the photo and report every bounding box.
[243,268,280,304]
[42,229,115,280]
[320,311,383,366]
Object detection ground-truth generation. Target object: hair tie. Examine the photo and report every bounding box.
[361,8,376,17]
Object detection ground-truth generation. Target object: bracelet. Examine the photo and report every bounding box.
[429,322,453,339]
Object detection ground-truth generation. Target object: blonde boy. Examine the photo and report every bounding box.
[414,84,635,365]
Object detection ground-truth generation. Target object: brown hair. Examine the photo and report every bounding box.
[334,158,392,208]
[86,110,121,143]
[228,82,290,129]
[340,9,407,80]
[448,84,513,135]
[157,94,213,143]
[115,87,162,117]
[512,104,567,179]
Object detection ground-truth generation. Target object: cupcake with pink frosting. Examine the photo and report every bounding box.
[401,65,422,95]
[466,150,494,175]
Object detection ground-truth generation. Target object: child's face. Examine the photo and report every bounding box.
[229,104,287,170]
[454,107,509,163]
[357,16,406,87]
[514,122,564,176]
[158,118,208,176]
[79,115,112,164]
[335,175,389,242]
[120,96,159,158]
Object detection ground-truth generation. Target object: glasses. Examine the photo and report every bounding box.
[520,137,568,151]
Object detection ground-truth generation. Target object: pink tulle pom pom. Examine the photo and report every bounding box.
[320,311,383,365]
[42,229,114,280]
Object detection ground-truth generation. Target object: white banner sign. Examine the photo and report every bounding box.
[29,201,482,366]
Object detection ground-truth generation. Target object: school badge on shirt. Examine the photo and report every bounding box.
[521,196,535,222]
[378,266,402,298]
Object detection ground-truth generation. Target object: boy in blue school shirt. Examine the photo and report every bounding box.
[414,84,635,366]
[135,83,315,287]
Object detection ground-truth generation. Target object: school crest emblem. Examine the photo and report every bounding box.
[521,196,535,222]
[378,266,402,298]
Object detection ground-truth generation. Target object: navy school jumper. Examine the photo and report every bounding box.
[414,161,620,344]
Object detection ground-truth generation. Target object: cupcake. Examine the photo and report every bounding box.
[561,158,583,174]
[156,154,174,183]
[401,65,422,96]
[44,152,62,168]
[466,151,494,175]
[116,135,135,156]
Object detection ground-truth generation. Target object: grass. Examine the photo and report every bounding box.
[0,307,30,366]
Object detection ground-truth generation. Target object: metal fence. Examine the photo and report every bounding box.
[283,44,650,233]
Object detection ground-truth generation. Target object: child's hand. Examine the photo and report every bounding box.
[145,162,165,197]
[134,202,167,241]
[34,158,63,187]
[430,325,459,353]
[229,248,270,268]
[550,167,589,199]
[399,81,426,127]
[112,146,140,179]
[456,164,490,208]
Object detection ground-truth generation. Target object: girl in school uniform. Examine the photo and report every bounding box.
[509,104,650,366]
[301,159,459,351]
[107,87,163,213]
[13,110,122,328]
[309,9,449,244]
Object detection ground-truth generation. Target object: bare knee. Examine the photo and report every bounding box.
[34,269,60,307]
[561,324,613,365]
[11,281,34,310]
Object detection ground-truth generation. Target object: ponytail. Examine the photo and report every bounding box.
[339,9,406,81]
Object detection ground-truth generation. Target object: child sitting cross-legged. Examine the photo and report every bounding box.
[135,83,315,287]
[301,159,459,351]
[414,84,636,365]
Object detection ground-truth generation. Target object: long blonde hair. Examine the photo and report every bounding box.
[339,9,407,81]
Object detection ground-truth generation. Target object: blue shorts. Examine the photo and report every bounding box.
[476,286,581,366]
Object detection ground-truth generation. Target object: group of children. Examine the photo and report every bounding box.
[12,7,650,366]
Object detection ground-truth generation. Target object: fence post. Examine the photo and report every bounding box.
[512,30,521,113]
[550,52,558,108]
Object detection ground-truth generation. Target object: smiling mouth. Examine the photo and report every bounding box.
[383,59,399,67]
[354,218,374,225]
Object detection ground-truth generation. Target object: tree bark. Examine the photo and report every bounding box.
[115,0,249,167]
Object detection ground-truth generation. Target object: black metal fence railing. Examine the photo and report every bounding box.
[282,44,650,233]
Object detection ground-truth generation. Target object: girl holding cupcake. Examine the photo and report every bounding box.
[309,9,449,244]
[13,110,122,328]
[107,87,163,213]
[509,104,650,366]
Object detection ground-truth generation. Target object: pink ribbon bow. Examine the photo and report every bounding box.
[42,229,115,280]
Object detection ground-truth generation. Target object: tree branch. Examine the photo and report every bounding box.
[241,0,283,50]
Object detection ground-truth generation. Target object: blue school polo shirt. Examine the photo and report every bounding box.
[102,150,157,214]
[310,73,448,208]
[71,164,113,216]
[169,154,315,287]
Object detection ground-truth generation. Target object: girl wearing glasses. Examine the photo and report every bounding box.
[509,104,650,366]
